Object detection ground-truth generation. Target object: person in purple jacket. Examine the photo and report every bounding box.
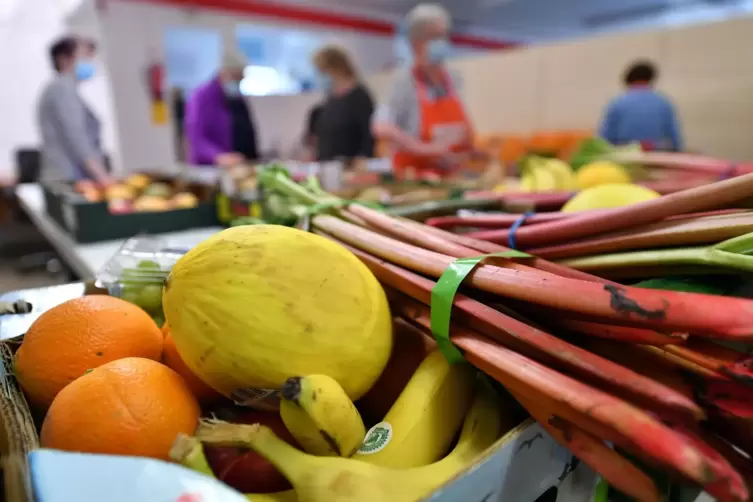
[185,52,259,166]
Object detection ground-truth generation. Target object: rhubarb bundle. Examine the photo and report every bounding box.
[258,166,753,501]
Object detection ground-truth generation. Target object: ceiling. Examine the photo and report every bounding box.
[122,0,753,44]
[263,0,753,40]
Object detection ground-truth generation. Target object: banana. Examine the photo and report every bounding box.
[193,383,506,502]
[520,163,558,192]
[520,156,576,192]
[169,433,214,478]
[245,493,298,502]
[279,374,366,457]
[540,158,576,191]
[352,349,476,468]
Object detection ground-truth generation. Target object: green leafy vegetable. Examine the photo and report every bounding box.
[569,137,642,171]
[635,275,745,296]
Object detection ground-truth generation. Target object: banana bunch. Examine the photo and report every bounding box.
[176,382,505,502]
[171,350,510,502]
[519,156,576,192]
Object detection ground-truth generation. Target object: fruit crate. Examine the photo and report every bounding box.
[42,174,219,244]
[16,283,706,502]
[0,284,719,502]
[0,284,607,502]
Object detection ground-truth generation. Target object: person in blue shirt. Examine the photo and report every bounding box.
[599,61,683,151]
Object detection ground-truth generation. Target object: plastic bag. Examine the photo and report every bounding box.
[29,449,247,502]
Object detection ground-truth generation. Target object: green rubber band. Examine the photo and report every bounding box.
[430,250,532,364]
[594,479,609,502]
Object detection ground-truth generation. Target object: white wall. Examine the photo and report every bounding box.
[99,1,396,171]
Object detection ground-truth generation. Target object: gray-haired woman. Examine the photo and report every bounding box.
[372,3,476,180]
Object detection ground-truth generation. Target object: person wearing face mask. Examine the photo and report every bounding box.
[311,45,375,163]
[372,3,477,180]
[37,36,112,184]
[185,51,258,167]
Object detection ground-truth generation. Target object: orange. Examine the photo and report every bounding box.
[163,333,224,404]
[15,295,163,408]
[40,357,200,460]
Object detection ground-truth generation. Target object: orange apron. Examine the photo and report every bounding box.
[392,67,473,180]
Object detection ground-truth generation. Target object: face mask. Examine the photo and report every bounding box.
[74,61,96,81]
[427,39,452,64]
[394,38,413,66]
[223,81,241,97]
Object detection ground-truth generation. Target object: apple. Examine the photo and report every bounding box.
[171,192,199,209]
[108,199,133,215]
[133,195,171,212]
[81,188,103,203]
[74,179,98,194]
[204,409,295,493]
[106,184,137,201]
[126,173,151,190]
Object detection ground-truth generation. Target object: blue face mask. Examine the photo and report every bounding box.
[394,38,413,66]
[74,61,95,81]
[427,39,452,64]
[223,81,241,97]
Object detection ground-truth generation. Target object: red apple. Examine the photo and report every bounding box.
[204,409,295,493]
[108,199,133,214]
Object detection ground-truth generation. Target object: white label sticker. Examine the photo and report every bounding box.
[358,422,392,455]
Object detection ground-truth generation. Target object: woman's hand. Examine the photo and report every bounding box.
[0,173,16,187]
[419,140,455,158]
[215,152,245,167]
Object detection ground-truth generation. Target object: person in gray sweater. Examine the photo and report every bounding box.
[37,36,112,184]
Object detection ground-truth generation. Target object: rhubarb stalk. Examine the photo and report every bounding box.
[663,339,748,377]
[453,334,748,502]
[511,390,661,502]
[334,244,705,423]
[473,172,753,248]
[398,216,613,284]
[532,212,753,260]
[554,318,686,345]
[314,214,753,340]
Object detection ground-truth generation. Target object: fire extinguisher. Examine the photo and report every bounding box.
[147,60,164,103]
[146,59,167,125]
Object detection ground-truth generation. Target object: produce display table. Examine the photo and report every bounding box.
[14,184,222,280]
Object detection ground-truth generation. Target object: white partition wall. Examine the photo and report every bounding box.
[536,30,666,132]
[661,18,753,160]
[449,48,544,135]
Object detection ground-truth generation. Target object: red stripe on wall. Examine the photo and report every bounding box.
[123,0,518,49]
